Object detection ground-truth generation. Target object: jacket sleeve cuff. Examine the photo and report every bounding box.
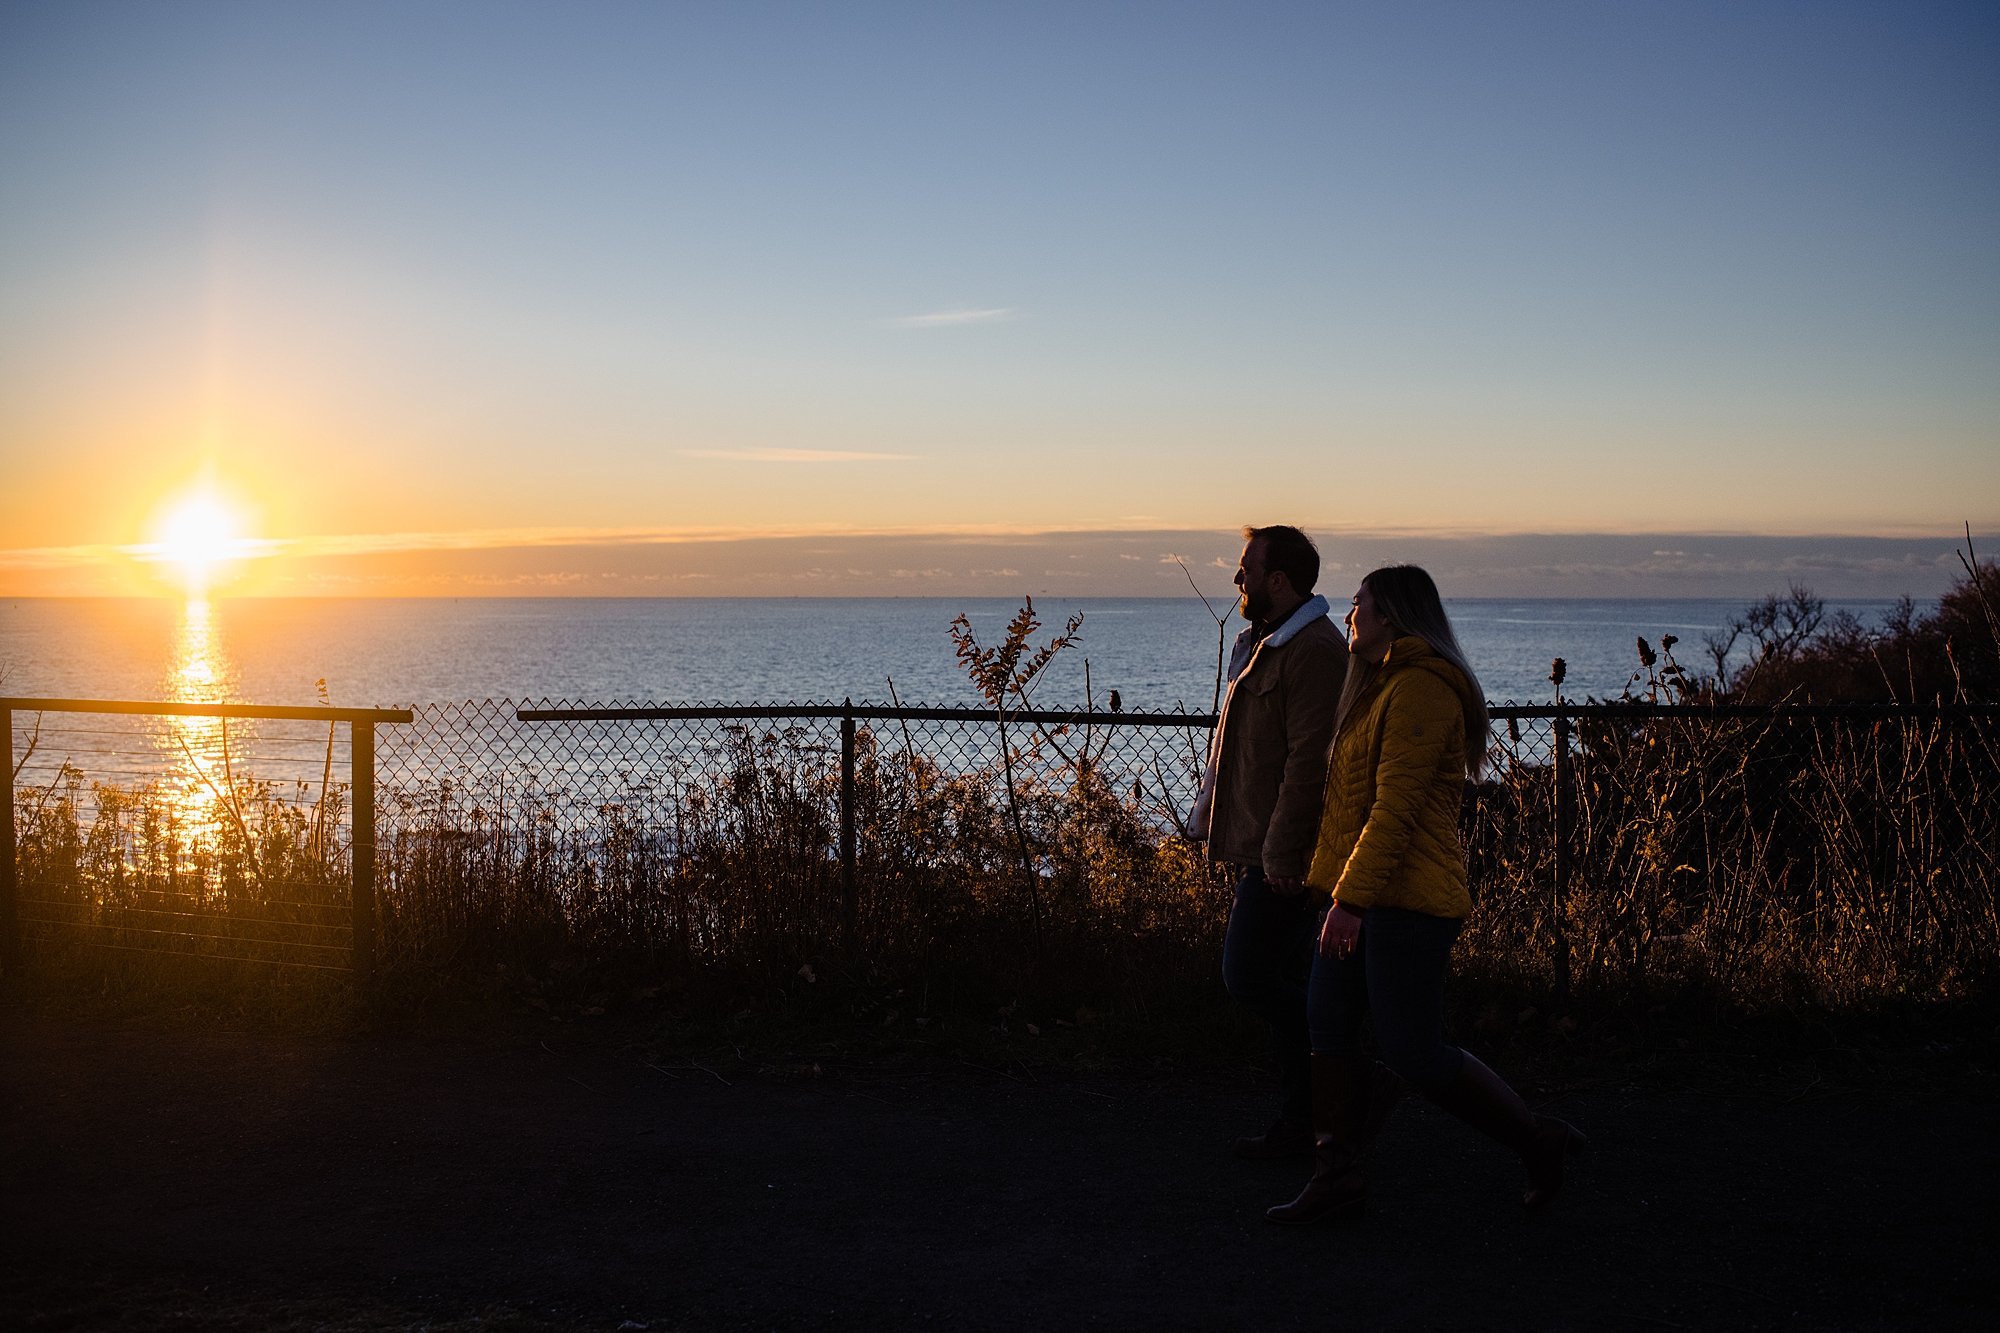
[1331,876,1379,910]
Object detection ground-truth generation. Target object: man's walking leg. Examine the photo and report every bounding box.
[1222,867,1315,1159]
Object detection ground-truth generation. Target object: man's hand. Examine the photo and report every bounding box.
[1266,874,1305,896]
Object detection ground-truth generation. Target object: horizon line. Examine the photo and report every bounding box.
[4,520,1993,571]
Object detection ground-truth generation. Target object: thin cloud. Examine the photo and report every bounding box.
[681,448,915,463]
[0,542,140,570]
[0,519,1176,571]
[888,307,1017,328]
[0,538,288,570]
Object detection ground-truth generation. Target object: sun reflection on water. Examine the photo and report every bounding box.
[159,597,244,837]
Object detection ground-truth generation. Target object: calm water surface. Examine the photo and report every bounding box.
[0,596,1906,711]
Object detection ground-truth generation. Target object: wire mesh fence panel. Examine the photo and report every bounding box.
[6,705,363,971]
[1462,711,1563,966]
[374,702,1220,844]
[366,700,1221,973]
[1611,709,1995,997]
[11,695,1995,1003]
[1470,706,2000,1001]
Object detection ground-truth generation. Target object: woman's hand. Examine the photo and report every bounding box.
[1318,902,1364,959]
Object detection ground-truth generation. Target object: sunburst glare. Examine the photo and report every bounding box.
[145,487,255,595]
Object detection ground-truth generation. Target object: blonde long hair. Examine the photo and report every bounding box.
[1333,565,1492,780]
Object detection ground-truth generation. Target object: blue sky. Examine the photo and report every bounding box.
[1,1,1995,596]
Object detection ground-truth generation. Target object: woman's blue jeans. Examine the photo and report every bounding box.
[1221,867,1316,1124]
[1308,905,1467,1097]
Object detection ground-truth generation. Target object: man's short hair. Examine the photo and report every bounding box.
[1242,524,1319,596]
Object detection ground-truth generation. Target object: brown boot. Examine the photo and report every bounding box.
[1521,1114,1587,1210]
[1265,1054,1367,1225]
[1427,1051,1586,1209]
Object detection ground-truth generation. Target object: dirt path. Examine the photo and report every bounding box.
[2,1008,1991,1331]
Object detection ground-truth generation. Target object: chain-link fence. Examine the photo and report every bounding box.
[378,699,1214,836]
[366,698,1996,1004]
[364,700,1220,981]
[1,699,407,975]
[1464,702,2000,1002]
[8,695,1997,1009]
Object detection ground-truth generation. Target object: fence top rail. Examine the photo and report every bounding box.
[1493,701,2000,719]
[517,700,1999,726]
[516,703,1219,727]
[1,697,414,724]
[6,697,1988,729]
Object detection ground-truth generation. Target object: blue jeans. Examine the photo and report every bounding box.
[1307,906,1467,1096]
[1221,867,1317,1124]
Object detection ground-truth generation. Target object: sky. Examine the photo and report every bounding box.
[1,0,1995,600]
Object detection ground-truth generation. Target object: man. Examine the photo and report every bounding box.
[1190,524,1348,1158]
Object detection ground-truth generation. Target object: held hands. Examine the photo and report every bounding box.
[1265,874,1305,896]
[1318,902,1364,959]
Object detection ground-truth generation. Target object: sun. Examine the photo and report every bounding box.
[148,488,253,595]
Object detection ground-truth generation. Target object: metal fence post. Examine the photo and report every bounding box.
[351,720,375,987]
[1551,707,1571,1001]
[1,707,17,972]
[839,699,857,945]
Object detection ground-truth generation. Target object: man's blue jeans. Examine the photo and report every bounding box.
[1308,905,1467,1096]
[1221,867,1317,1124]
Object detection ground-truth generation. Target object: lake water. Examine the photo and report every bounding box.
[1,595,1907,711]
[0,594,1911,848]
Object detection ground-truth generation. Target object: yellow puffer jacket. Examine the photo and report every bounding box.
[1306,636,1474,919]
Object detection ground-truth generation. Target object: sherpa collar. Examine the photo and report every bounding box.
[1227,594,1331,682]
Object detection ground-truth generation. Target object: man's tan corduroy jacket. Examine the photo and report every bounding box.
[1190,599,1347,880]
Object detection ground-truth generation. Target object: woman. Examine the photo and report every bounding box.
[1268,565,1583,1224]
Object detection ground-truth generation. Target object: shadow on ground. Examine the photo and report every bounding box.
[2,1007,1992,1331]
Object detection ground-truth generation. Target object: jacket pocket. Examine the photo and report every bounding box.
[1238,661,1281,697]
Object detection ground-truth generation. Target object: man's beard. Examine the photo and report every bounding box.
[1239,587,1270,623]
